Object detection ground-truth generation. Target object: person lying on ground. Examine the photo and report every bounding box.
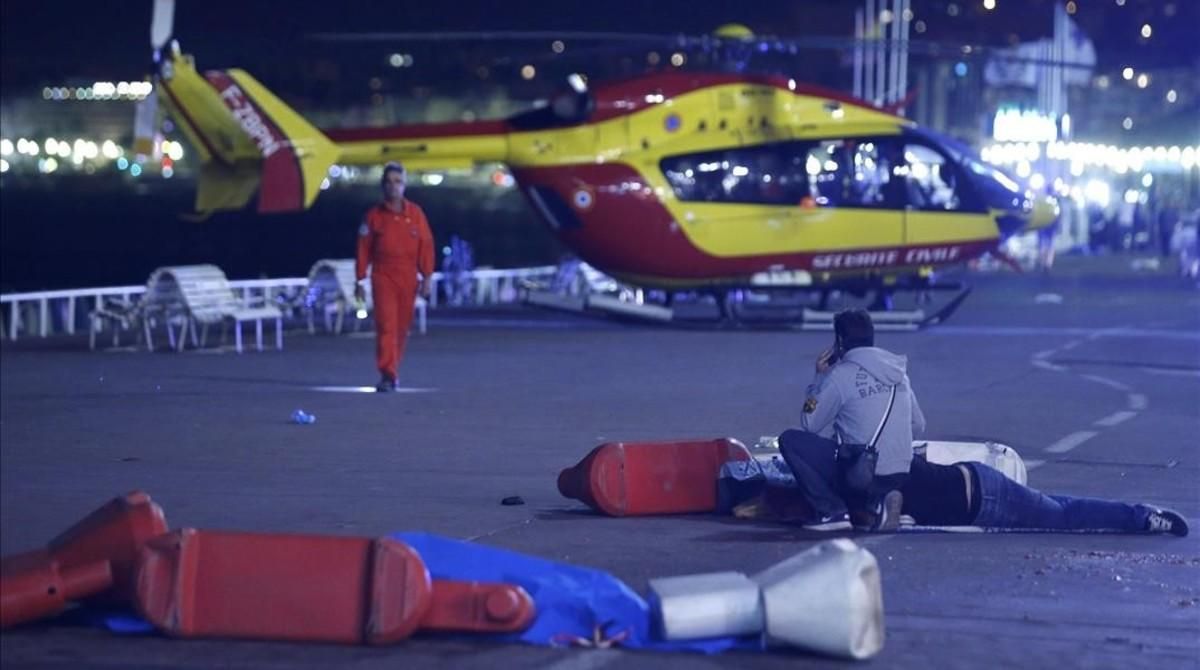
[898,455,1188,535]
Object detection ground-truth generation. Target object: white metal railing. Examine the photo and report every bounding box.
[0,265,561,341]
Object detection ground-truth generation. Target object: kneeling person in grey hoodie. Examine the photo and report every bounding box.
[778,309,926,531]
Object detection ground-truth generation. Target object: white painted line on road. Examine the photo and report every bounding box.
[1025,459,1046,470]
[1059,339,1082,351]
[1128,393,1148,410]
[1140,367,1200,378]
[1032,359,1067,373]
[1045,430,1099,454]
[1094,410,1137,428]
[1079,374,1131,392]
[1032,349,1058,360]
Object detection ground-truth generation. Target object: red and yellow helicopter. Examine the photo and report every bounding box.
[145,2,1056,326]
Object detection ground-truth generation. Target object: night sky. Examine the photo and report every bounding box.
[2,0,1197,91]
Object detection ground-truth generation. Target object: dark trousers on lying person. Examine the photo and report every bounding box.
[901,457,1186,534]
[970,462,1153,530]
[777,429,907,520]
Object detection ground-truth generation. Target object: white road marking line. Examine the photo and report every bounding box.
[1032,359,1067,372]
[1140,368,1200,378]
[1025,459,1046,470]
[1032,349,1059,360]
[1128,393,1148,410]
[1079,374,1131,392]
[1094,410,1137,428]
[1060,340,1082,351]
[1045,430,1099,454]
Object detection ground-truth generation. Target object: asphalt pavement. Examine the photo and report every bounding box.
[2,257,1198,669]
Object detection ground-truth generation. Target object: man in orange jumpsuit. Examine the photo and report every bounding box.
[355,162,435,392]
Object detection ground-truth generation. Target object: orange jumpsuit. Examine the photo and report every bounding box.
[356,200,435,381]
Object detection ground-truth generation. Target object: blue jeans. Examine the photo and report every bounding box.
[778,430,845,517]
[971,463,1151,531]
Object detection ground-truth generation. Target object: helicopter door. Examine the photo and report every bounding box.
[900,142,994,252]
[827,138,906,250]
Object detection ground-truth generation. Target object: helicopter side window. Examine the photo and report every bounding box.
[845,138,907,210]
[903,144,962,211]
[661,144,810,206]
[798,140,854,207]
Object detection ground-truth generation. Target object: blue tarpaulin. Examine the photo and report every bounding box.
[393,532,762,653]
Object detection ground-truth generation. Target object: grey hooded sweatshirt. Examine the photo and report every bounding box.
[797,346,926,476]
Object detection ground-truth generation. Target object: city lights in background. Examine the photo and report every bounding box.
[42,81,153,101]
[983,140,1200,175]
[0,134,187,178]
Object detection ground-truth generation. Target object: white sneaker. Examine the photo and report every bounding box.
[802,513,852,531]
[1145,508,1189,536]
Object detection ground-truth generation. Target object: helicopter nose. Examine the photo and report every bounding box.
[1026,195,1059,231]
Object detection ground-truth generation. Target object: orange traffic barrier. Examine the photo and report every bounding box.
[136,529,535,644]
[0,554,112,628]
[425,580,535,633]
[1,491,167,628]
[558,438,753,516]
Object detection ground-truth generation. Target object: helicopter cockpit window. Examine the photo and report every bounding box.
[964,157,1025,211]
[661,144,810,206]
[902,144,961,211]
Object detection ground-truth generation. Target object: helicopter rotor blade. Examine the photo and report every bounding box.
[308,30,690,44]
[150,0,175,52]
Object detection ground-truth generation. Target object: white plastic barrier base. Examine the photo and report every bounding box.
[649,572,763,640]
[649,540,884,660]
[752,437,1028,486]
[918,441,1027,485]
[753,538,884,660]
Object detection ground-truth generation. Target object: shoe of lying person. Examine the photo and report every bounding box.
[1145,507,1189,537]
[871,490,904,532]
[802,512,852,532]
[850,490,905,532]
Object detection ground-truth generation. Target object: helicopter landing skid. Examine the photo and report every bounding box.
[795,284,972,331]
[523,282,971,331]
